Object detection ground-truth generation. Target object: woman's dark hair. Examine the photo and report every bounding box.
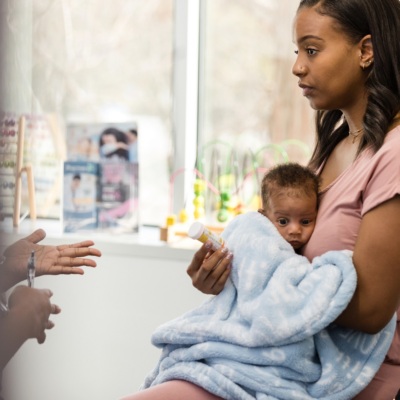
[298,0,400,170]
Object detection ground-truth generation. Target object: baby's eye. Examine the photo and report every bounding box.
[277,218,288,226]
[301,219,312,226]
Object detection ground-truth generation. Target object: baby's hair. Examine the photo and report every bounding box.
[261,162,320,208]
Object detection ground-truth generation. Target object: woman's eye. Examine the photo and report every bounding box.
[294,49,299,55]
[306,48,317,56]
[277,218,288,226]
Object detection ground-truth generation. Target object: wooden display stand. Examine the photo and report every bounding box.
[0,114,36,227]
[13,115,36,226]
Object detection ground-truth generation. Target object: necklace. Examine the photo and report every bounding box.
[348,127,363,143]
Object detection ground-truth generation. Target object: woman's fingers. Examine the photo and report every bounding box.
[186,242,213,277]
[200,249,232,294]
[188,243,233,295]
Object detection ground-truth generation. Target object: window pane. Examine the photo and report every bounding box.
[199,0,314,161]
[196,0,315,224]
[10,0,174,226]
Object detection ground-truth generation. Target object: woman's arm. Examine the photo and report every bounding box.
[186,242,233,295]
[335,195,400,333]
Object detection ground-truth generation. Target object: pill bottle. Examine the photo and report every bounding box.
[188,221,224,251]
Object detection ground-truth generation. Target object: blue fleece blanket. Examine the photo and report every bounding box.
[143,211,396,399]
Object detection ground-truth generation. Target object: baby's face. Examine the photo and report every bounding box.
[261,189,317,250]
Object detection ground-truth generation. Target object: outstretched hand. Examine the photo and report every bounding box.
[2,229,102,289]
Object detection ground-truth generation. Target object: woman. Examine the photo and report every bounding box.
[124,0,400,398]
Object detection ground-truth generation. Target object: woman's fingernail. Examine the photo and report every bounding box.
[204,241,212,249]
[221,247,228,253]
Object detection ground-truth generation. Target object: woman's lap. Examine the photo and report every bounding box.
[352,363,400,400]
[120,380,222,400]
[120,363,400,400]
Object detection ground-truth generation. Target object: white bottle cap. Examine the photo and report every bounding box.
[188,221,204,240]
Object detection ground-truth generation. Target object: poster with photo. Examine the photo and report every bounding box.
[65,122,139,232]
[67,122,138,164]
[63,161,99,232]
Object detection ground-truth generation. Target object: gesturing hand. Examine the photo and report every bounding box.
[1,229,102,289]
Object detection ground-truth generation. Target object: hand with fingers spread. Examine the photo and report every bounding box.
[0,229,102,292]
[186,241,233,295]
[0,286,61,370]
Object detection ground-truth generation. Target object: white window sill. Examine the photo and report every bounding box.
[0,217,199,261]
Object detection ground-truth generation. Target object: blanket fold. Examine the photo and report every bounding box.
[143,211,396,399]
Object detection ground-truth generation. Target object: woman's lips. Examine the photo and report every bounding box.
[299,83,313,97]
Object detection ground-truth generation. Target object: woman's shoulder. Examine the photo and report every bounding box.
[358,126,400,214]
[385,124,400,144]
[363,125,400,161]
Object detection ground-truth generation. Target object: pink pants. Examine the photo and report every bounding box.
[120,380,221,400]
[352,363,400,400]
[121,364,400,400]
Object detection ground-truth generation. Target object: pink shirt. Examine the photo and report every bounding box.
[303,126,400,397]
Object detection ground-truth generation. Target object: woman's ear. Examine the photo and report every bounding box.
[359,34,374,68]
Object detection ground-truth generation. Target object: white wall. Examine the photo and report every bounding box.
[2,237,206,400]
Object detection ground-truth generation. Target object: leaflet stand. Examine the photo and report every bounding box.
[12,115,36,227]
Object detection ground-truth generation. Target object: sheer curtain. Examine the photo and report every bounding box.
[1,0,173,224]
[199,0,315,156]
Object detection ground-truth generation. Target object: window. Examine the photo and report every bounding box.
[195,0,315,224]
[0,0,315,231]
[1,0,174,227]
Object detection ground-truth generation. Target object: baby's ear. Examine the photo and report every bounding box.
[258,208,266,216]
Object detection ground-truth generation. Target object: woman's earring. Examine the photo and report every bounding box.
[362,59,373,70]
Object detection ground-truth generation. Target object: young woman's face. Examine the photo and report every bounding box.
[292,6,366,112]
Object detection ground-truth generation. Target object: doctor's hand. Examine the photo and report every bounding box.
[1,229,102,291]
[7,286,61,344]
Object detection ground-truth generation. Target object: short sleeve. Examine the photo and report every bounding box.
[362,130,400,215]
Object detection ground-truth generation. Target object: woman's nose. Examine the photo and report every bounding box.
[292,60,305,77]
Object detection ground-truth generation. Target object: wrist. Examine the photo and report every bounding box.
[0,255,23,293]
[0,254,9,293]
[0,293,9,316]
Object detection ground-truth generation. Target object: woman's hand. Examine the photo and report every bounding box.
[186,242,233,295]
[1,229,102,291]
